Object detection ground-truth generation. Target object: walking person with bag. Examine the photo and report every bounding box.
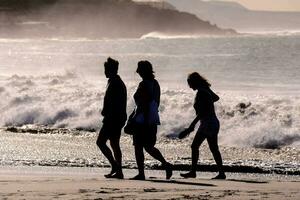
[128,60,172,180]
[96,57,127,179]
[179,72,226,179]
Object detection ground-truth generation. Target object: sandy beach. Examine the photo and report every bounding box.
[1,1,300,199]
[0,166,299,200]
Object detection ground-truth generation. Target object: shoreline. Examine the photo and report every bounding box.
[1,163,299,176]
[1,166,299,199]
[1,127,299,176]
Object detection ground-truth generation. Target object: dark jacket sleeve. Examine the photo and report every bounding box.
[102,78,127,125]
[134,81,150,114]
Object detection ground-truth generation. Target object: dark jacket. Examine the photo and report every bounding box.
[101,75,127,126]
[133,79,160,125]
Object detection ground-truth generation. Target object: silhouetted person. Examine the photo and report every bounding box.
[179,72,226,179]
[130,60,172,180]
[97,57,127,179]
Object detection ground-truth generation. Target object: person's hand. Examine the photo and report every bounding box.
[188,124,195,132]
[178,128,193,139]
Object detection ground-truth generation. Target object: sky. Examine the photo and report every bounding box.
[209,0,300,11]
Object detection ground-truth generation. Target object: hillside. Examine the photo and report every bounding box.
[134,0,176,10]
[166,0,300,32]
[0,0,235,39]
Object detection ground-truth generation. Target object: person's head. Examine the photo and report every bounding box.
[104,57,119,78]
[187,72,211,90]
[136,60,155,80]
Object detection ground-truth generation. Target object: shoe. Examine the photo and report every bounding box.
[110,172,124,179]
[104,167,117,178]
[165,163,173,180]
[212,173,226,180]
[130,174,145,180]
[180,171,196,178]
[104,172,115,178]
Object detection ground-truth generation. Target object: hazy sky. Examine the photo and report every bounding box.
[213,0,300,11]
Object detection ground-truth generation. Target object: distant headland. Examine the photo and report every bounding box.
[0,0,236,39]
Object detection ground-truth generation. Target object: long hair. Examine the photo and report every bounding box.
[187,72,211,88]
[136,60,155,80]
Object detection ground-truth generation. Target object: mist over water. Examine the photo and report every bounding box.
[0,35,300,149]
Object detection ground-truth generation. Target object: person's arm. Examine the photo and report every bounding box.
[134,82,149,106]
[188,90,203,131]
[134,82,151,123]
[178,102,201,139]
[188,115,201,132]
[178,114,201,139]
[101,81,110,117]
[179,90,206,139]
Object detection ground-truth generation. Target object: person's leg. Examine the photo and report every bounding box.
[191,133,206,172]
[143,125,173,179]
[130,125,146,180]
[110,135,122,169]
[96,125,117,176]
[144,146,166,165]
[132,143,145,180]
[180,130,206,178]
[143,126,167,164]
[207,135,226,179]
[109,131,123,178]
[144,145,173,179]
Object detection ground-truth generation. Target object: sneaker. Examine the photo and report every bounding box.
[212,173,226,180]
[180,171,196,178]
[104,171,116,178]
[130,174,145,180]
[110,172,124,179]
[104,166,117,178]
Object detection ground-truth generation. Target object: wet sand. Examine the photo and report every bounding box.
[0,166,299,199]
[1,130,299,175]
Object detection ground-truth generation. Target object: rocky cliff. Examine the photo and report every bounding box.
[0,0,236,38]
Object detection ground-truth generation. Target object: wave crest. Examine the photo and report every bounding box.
[140,32,206,39]
[1,73,300,148]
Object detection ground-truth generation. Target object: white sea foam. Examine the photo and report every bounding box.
[140,32,216,39]
[241,30,300,36]
[1,72,299,148]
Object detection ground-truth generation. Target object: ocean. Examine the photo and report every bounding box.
[0,35,299,174]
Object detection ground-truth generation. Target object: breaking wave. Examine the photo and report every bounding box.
[0,72,299,149]
[242,30,300,36]
[140,32,211,39]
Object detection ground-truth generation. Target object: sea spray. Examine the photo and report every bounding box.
[1,72,299,148]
